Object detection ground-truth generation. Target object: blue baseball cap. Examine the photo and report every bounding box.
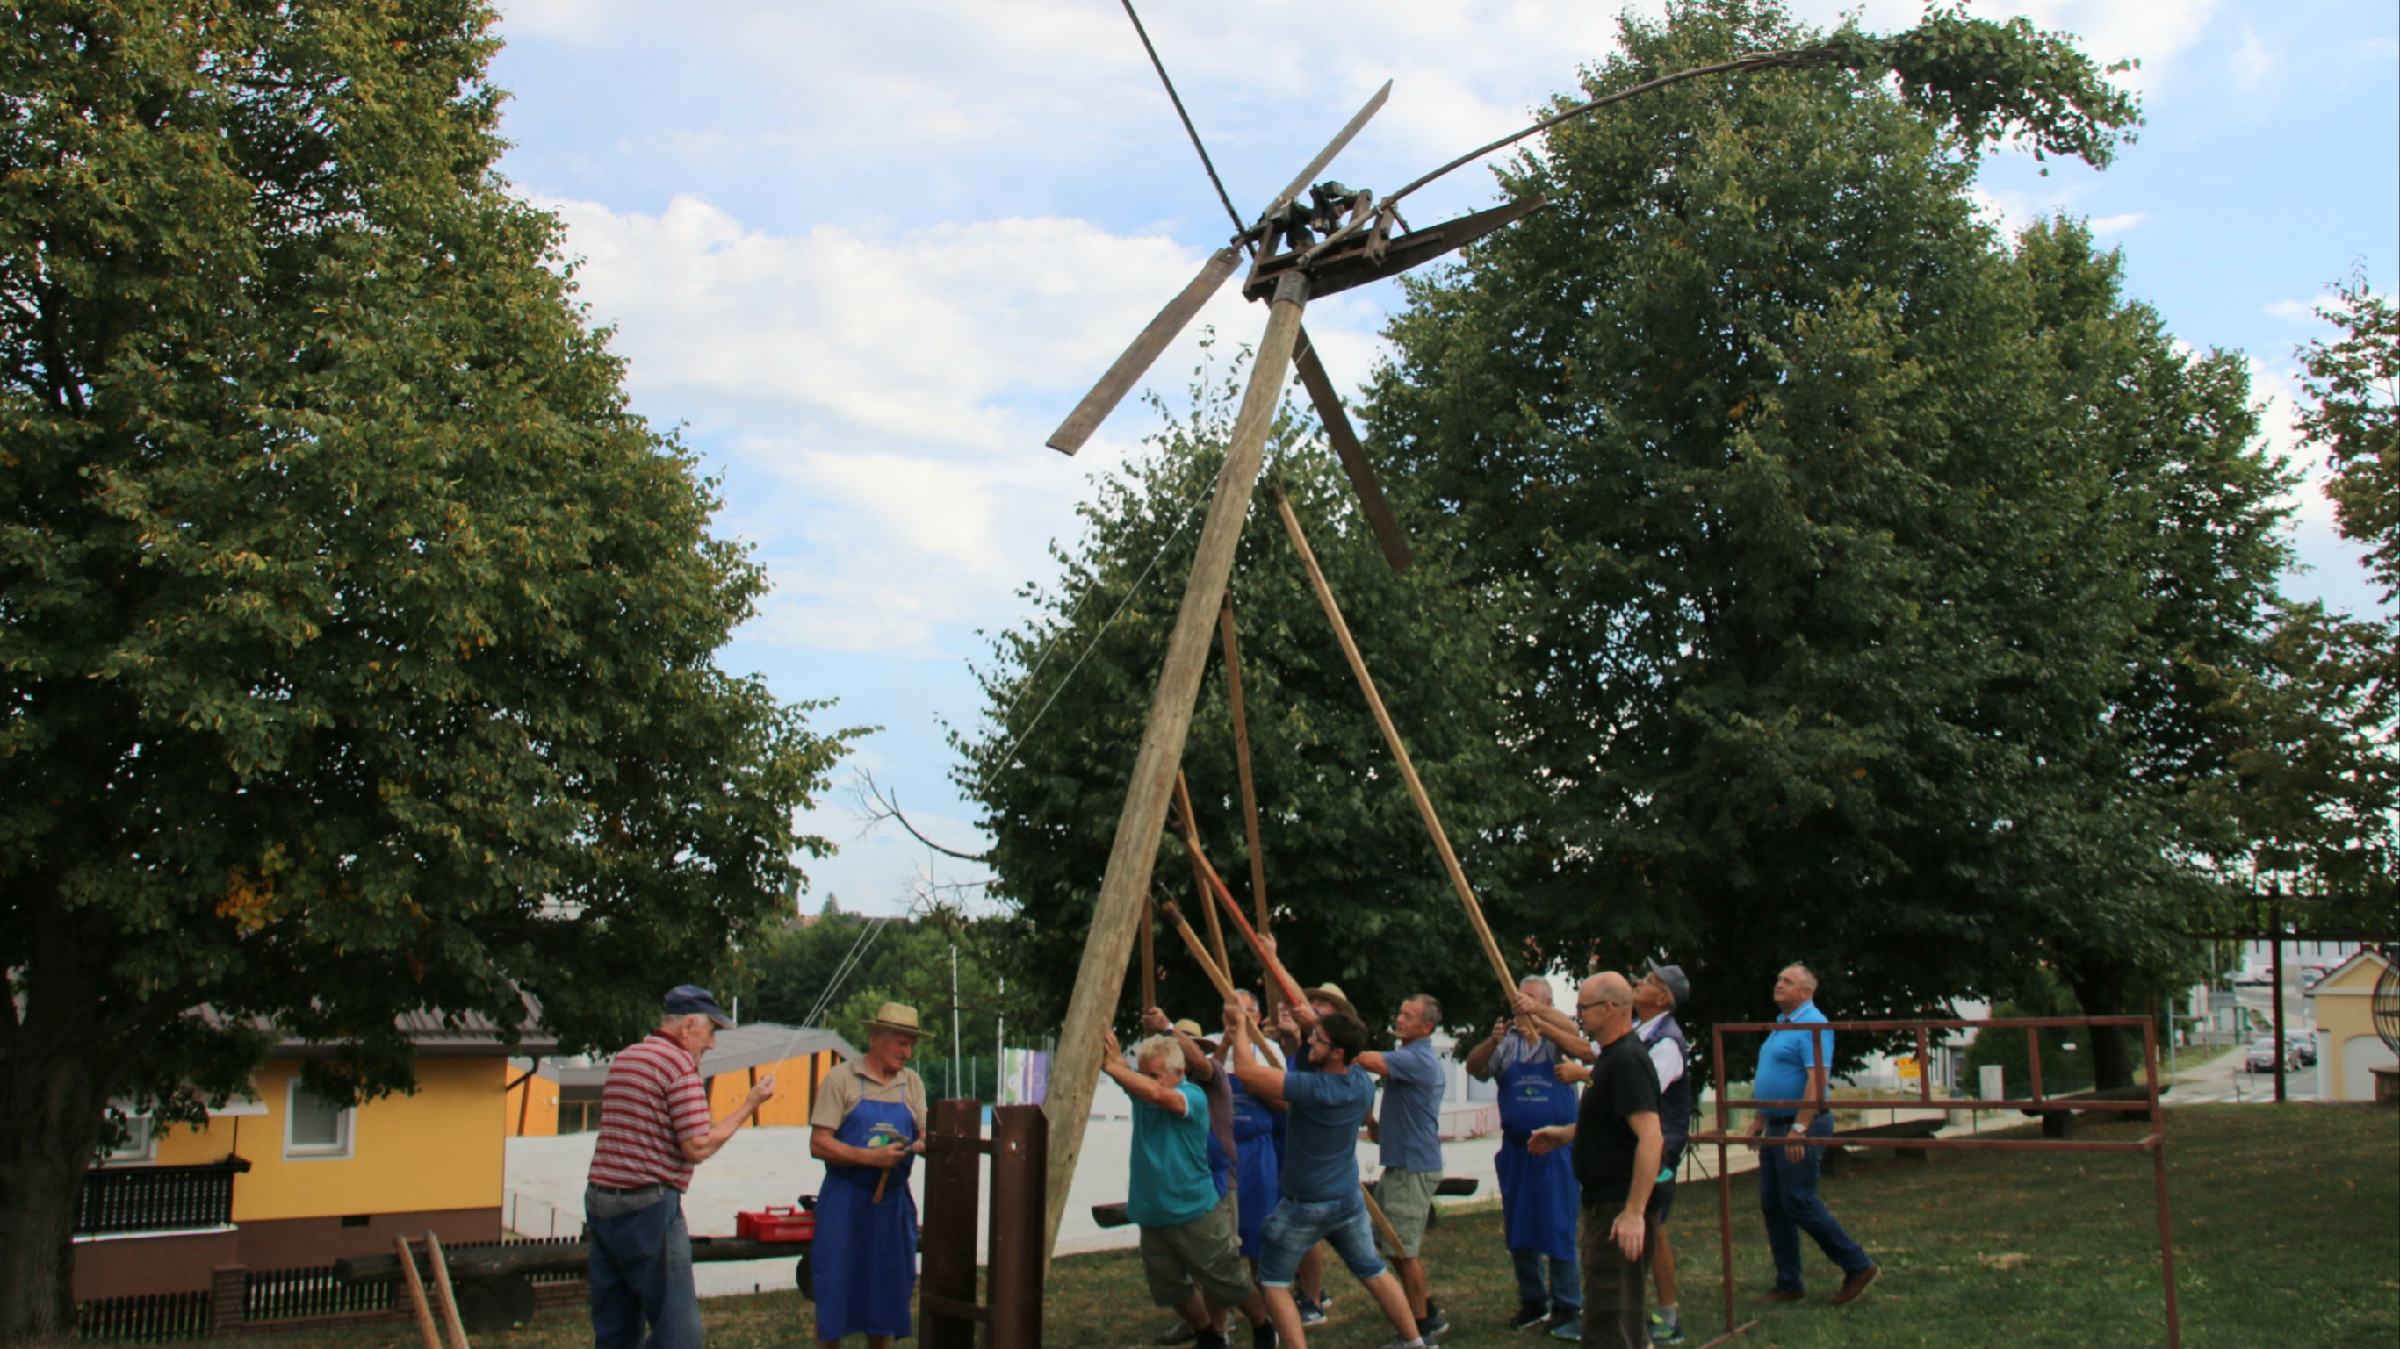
[663,984,734,1028]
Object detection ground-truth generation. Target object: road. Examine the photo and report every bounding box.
[2168,1043,2320,1103]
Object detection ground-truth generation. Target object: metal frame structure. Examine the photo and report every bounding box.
[1688,1015,2179,1348]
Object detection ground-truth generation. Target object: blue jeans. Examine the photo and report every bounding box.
[1259,1192,1385,1285]
[587,1185,700,1349]
[1510,1246,1581,1313]
[1757,1118,1872,1291]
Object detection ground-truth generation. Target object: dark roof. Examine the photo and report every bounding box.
[532,1023,854,1089]
[266,994,561,1059]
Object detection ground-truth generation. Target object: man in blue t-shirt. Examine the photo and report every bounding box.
[1101,1029,1273,1349]
[1743,963,1878,1307]
[1355,994,1451,1340]
[1228,1011,1427,1349]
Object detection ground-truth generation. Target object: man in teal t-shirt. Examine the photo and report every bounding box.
[1102,1026,1274,1349]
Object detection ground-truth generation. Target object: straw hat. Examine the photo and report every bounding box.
[865,1001,925,1038]
[1303,982,1361,1024]
[1172,1018,1220,1053]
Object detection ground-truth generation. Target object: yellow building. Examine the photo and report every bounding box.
[75,1011,556,1301]
[2307,948,2398,1102]
[506,1023,853,1136]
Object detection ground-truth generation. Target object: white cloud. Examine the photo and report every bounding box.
[2229,23,2278,91]
[2265,296,2326,323]
[2088,211,2146,235]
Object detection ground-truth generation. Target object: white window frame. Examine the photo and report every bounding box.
[97,1113,156,1166]
[284,1078,355,1159]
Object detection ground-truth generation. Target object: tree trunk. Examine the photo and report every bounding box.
[2062,964,2136,1092]
[1,964,113,1344]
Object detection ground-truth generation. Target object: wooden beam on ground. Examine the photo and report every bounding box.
[1041,272,1313,1261]
[1266,482,1517,1006]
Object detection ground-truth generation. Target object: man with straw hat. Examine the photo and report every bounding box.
[809,1002,928,1348]
[586,984,776,1349]
[1103,1025,1278,1349]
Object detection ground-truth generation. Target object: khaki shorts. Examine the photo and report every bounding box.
[1374,1167,1441,1259]
[1140,1191,1254,1310]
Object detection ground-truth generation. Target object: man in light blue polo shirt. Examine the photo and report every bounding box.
[1743,963,1878,1308]
[1357,994,1450,1341]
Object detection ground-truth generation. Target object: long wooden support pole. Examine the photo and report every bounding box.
[1140,897,1157,1010]
[1042,273,1312,1260]
[1173,772,1232,975]
[1174,811,1307,1012]
[1266,482,1518,1006]
[1159,901,1283,1069]
[1218,597,1275,1015]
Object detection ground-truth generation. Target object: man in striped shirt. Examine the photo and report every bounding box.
[586,984,776,1349]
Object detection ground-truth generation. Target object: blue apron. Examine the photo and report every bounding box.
[813,1094,919,1340]
[1227,1067,1281,1258]
[1494,1039,1580,1263]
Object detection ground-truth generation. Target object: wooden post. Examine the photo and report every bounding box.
[987,1105,1050,1348]
[1219,597,1275,1016]
[422,1232,471,1349]
[1266,483,1518,1006]
[393,1238,442,1349]
[1042,272,1313,1259]
[1141,896,1158,1011]
[920,1099,983,1349]
[1159,900,1283,1068]
[1175,772,1233,976]
[1361,1181,1407,1255]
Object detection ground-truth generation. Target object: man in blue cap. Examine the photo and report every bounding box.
[1633,961,1694,1345]
[586,984,776,1349]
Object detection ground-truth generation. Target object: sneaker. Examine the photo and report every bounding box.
[1419,1307,1451,1342]
[1760,1286,1805,1303]
[1249,1325,1279,1349]
[1508,1303,1550,1331]
[1296,1295,1327,1327]
[1158,1320,1201,1346]
[1649,1309,1687,1345]
[1375,1340,1428,1349]
[1195,1333,1230,1349]
[1549,1313,1584,1341]
[1832,1264,1881,1306]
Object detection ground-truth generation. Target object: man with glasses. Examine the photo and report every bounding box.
[1528,973,1663,1349]
[1229,1010,1429,1349]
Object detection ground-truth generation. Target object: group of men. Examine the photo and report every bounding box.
[579,961,1881,1349]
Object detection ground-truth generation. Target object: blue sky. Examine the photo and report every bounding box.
[483,1,2398,917]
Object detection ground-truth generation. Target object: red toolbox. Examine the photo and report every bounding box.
[736,1206,817,1243]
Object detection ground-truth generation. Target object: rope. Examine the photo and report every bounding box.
[1119,0,1243,231]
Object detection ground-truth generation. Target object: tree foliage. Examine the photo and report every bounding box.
[2297,272,2400,611]
[1361,0,2287,1078]
[955,353,1531,1036]
[0,3,852,1334]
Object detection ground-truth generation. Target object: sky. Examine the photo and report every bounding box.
[481,0,2399,918]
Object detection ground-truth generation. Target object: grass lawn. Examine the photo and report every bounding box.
[209,1104,2395,1348]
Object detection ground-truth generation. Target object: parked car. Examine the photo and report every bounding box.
[2244,1036,2287,1073]
[2285,1031,2318,1066]
[2231,967,2274,987]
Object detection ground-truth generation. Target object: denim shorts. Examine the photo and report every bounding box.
[1258,1191,1385,1286]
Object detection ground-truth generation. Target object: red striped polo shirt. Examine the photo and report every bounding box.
[587,1033,712,1192]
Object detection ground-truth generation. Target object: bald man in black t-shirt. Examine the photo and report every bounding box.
[1530,972,1662,1349]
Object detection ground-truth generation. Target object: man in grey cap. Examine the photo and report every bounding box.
[1632,962,1693,1345]
[587,985,776,1349]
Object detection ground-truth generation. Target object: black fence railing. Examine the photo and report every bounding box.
[75,1160,250,1236]
[242,1263,393,1321]
[74,1290,211,1343]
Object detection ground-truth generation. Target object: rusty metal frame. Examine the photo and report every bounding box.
[1689,1014,2179,1349]
[920,1101,1047,1349]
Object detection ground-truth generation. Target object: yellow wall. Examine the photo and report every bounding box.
[706,1050,844,1130]
[155,1058,506,1221]
[506,1069,561,1138]
[2312,953,2389,1102]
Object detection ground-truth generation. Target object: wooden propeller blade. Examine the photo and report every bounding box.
[1293,329,1412,572]
[1261,80,1393,224]
[1047,244,1243,455]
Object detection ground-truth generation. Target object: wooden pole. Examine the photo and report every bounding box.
[1361,1181,1407,1255]
[1266,482,1518,1006]
[1174,813,1307,1012]
[1160,900,1283,1068]
[393,1235,443,1349]
[423,1231,472,1349]
[1218,597,1276,1017]
[1175,772,1234,975]
[1042,272,1312,1259]
[1141,895,1158,1011]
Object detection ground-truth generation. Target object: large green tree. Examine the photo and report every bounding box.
[955,359,1533,1034]
[1365,0,2285,1081]
[0,3,851,1335]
